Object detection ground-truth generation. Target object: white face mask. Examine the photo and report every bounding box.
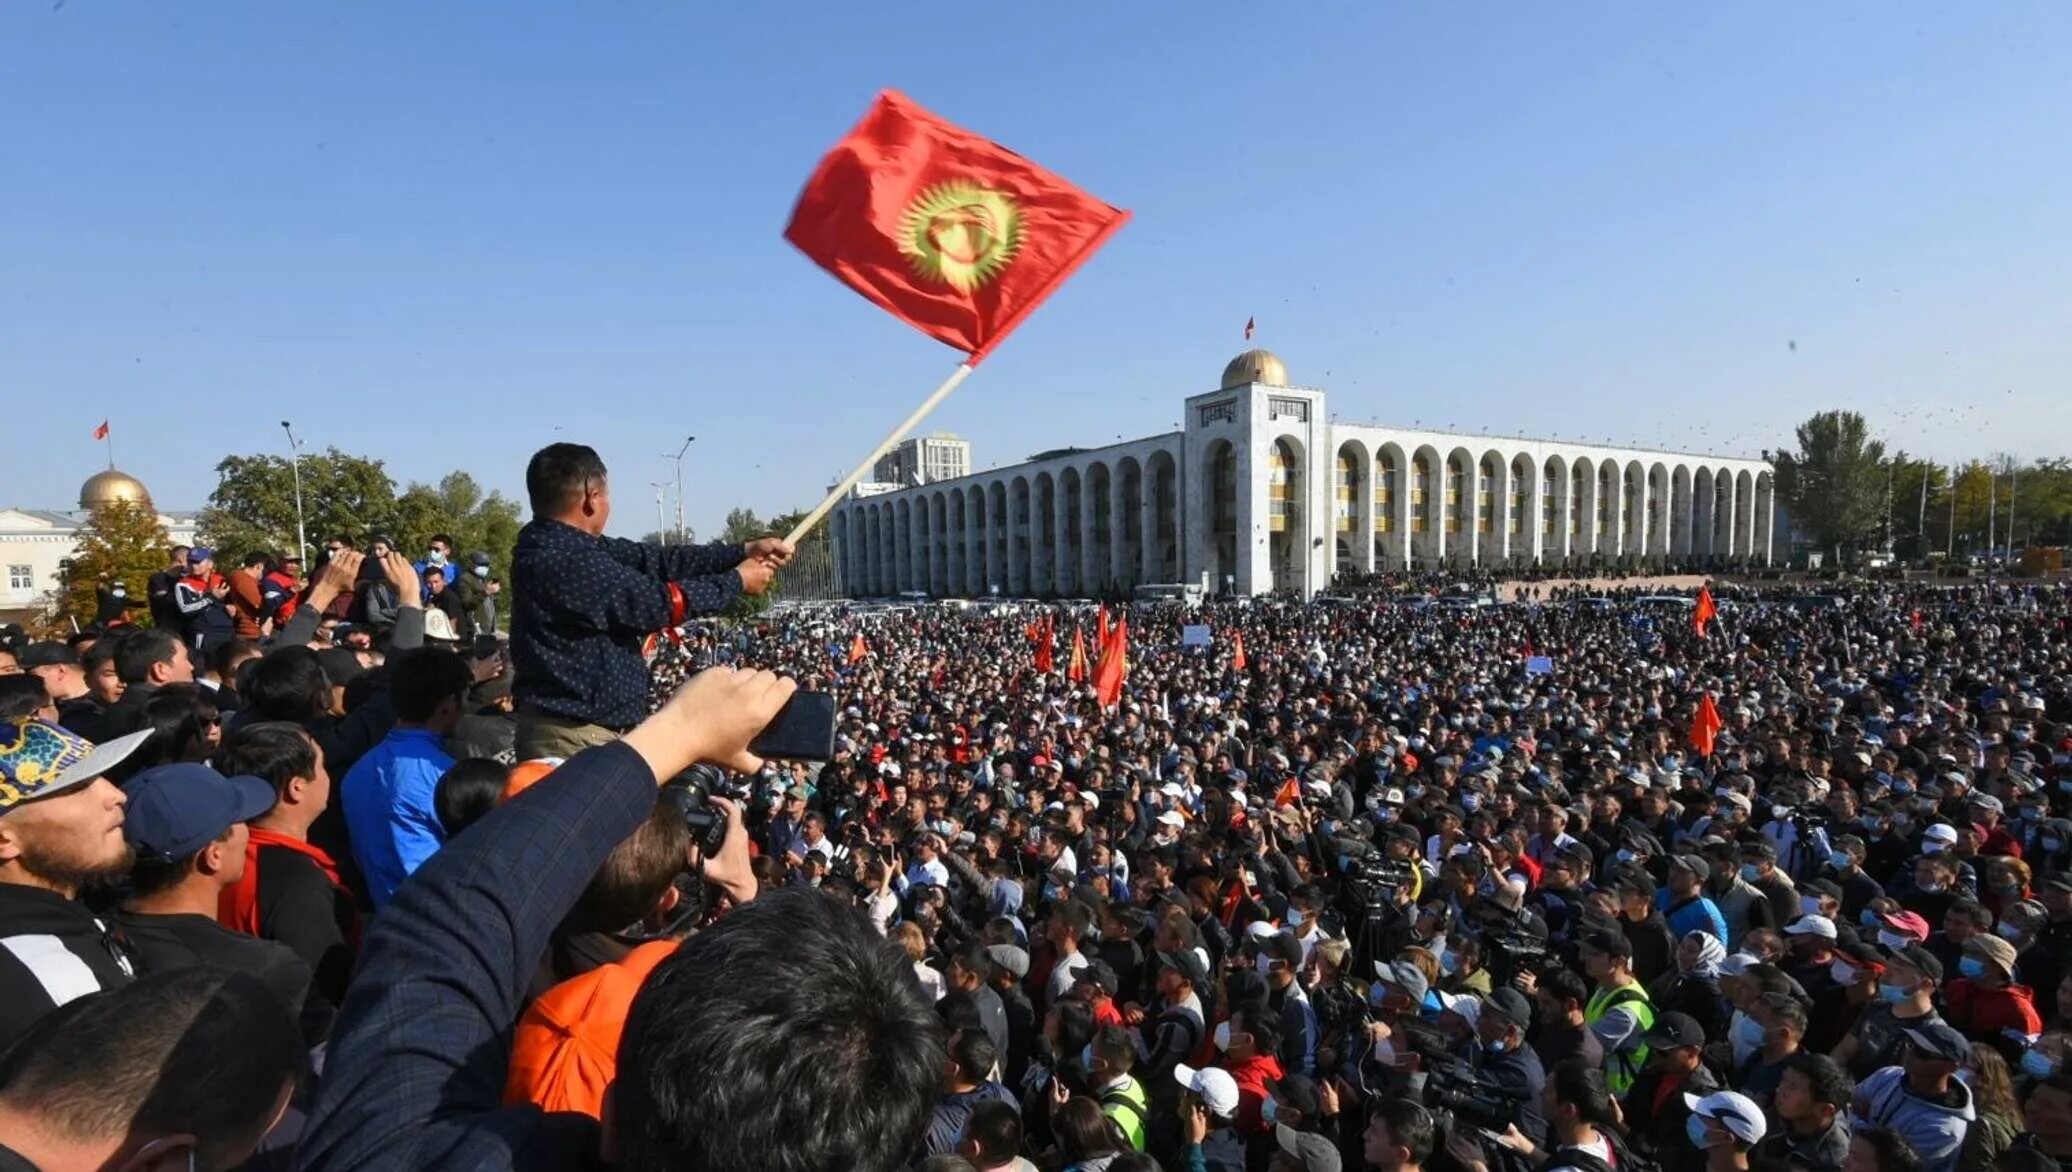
[1829,960,1858,986]
[473,565,490,578]
[1213,1021,1232,1051]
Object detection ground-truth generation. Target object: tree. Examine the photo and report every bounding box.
[50,499,171,634]
[718,508,766,546]
[390,472,524,581]
[198,449,399,561]
[1773,410,1887,564]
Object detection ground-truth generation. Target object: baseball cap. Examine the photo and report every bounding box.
[1903,1020,1972,1063]
[1879,910,1932,942]
[1274,1121,1344,1172]
[1684,1090,1767,1146]
[1718,952,1762,977]
[1577,928,1634,960]
[1784,915,1838,940]
[1963,934,2017,976]
[187,546,214,563]
[1921,823,1959,846]
[1641,1011,1706,1050]
[1074,959,1120,997]
[1482,986,1532,1028]
[1266,1073,1323,1119]
[121,763,276,862]
[1434,990,1482,1025]
[0,721,152,815]
[1174,1064,1241,1117]
[1887,944,1945,984]
[1372,959,1429,1004]
[1668,854,1710,882]
[1158,949,1210,990]
[17,642,79,670]
[1966,793,2003,813]
[985,944,1030,980]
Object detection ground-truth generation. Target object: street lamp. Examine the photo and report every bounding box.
[280,421,309,567]
[661,436,696,544]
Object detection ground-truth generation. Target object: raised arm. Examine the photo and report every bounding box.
[599,534,746,581]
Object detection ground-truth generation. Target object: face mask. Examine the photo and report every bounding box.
[1994,921,2023,941]
[1732,1011,1766,1056]
[1256,954,1277,977]
[2019,807,2043,822]
[1860,909,1880,928]
[1262,1097,1280,1124]
[1799,896,1822,917]
[1288,907,1307,928]
[1486,1036,1509,1054]
[1957,957,1987,980]
[1440,950,1461,976]
[1376,807,1398,823]
[1878,981,1913,1003]
[1686,1116,1715,1150]
[1830,961,1859,985]
[1741,864,1762,882]
[2022,1049,2059,1078]
[1614,849,1635,865]
[1372,1037,1397,1066]
[427,550,446,564]
[1877,930,1912,952]
[1831,850,1855,871]
[1081,1043,1096,1070]
[1917,879,1946,892]
[473,565,489,578]
[1213,1021,1232,1051]
[111,586,126,598]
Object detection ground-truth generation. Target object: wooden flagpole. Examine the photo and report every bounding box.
[784,360,975,546]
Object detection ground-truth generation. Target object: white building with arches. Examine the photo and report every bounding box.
[830,350,1775,598]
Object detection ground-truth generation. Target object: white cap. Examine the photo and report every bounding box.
[1922,823,1959,844]
[1161,782,1185,797]
[1174,1064,1240,1116]
[1783,915,1837,940]
[1434,990,1482,1025]
[1157,810,1186,827]
[1719,953,1762,977]
[1684,1090,1767,1145]
[1079,792,1099,811]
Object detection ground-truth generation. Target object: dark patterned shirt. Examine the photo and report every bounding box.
[510,519,741,730]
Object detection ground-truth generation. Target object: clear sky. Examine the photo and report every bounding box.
[5,3,2069,537]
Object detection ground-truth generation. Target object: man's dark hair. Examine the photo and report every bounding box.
[116,628,182,684]
[388,648,472,724]
[1541,967,1590,1010]
[1760,991,1808,1033]
[1089,1024,1136,1073]
[961,1099,1022,1165]
[1786,1052,1853,1109]
[215,722,319,798]
[561,796,691,934]
[1547,1058,1621,1130]
[950,945,996,986]
[242,551,270,569]
[0,969,299,1171]
[525,443,608,515]
[0,675,48,722]
[1851,1127,1921,1172]
[242,649,333,723]
[82,636,120,676]
[206,638,258,682]
[1371,1098,1437,1165]
[949,1028,997,1084]
[429,533,454,549]
[616,888,945,1172]
[434,758,511,840]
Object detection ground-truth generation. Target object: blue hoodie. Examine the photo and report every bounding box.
[1849,1066,1976,1172]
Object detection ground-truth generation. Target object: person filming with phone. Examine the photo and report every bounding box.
[510,442,794,759]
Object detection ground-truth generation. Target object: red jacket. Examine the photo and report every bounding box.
[1226,1051,1285,1135]
[1943,978,2042,1036]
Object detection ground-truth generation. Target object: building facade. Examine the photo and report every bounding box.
[830,350,1775,598]
[872,432,971,488]
[0,469,199,618]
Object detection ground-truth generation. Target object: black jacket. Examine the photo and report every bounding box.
[0,884,136,1053]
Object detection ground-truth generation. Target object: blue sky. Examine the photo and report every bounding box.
[4,3,2068,537]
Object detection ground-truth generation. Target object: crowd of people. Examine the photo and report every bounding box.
[0,443,2068,1172]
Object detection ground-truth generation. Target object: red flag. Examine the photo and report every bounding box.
[1690,693,1724,757]
[1097,605,1110,649]
[1092,615,1128,708]
[1244,315,1255,341]
[1035,616,1056,673]
[784,90,1131,362]
[1910,609,1922,634]
[92,420,109,441]
[1693,587,1718,637]
[1232,630,1248,672]
[847,634,868,665]
[1067,626,1088,683]
[1274,775,1302,809]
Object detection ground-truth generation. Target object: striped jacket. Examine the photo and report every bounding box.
[0,883,136,1052]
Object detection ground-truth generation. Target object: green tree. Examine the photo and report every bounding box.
[718,508,766,546]
[198,449,399,561]
[50,499,171,634]
[390,472,524,581]
[1773,410,1888,564]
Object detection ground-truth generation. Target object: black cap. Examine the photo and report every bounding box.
[1577,928,1634,960]
[1265,1073,1322,1119]
[1158,949,1210,990]
[1482,987,1533,1028]
[17,642,78,669]
[1889,945,1945,984]
[1903,1020,1972,1063]
[1668,854,1710,882]
[2043,874,2072,894]
[1075,959,1120,997]
[1640,1011,1706,1050]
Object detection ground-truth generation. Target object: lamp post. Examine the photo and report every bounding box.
[661,435,696,544]
[280,421,309,567]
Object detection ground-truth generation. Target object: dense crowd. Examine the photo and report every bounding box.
[0,451,2068,1172]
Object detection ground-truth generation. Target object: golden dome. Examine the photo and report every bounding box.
[80,469,151,511]
[1221,348,1289,389]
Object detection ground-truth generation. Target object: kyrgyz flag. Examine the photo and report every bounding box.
[1693,587,1718,637]
[1232,630,1248,672]
[1690,693,1724,757]
[1067,626,1088,683]
[847,634,869,665]
[1092,615,1128,708]
[1034,616,1056,673]
[785,90,1131,362]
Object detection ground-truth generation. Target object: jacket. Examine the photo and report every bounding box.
[0,883,137,1053]
[339,727,454,907]
[1941,979,2042,1036]
[1850,1066,1976,1172]
[505,940,678,1121]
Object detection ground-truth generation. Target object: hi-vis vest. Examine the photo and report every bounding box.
[1100,1075,1149,1151]
[1584,980,1655,1095]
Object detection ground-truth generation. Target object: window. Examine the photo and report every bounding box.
[7,565,31,591]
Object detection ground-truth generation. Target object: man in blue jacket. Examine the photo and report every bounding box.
[338,647,472,906]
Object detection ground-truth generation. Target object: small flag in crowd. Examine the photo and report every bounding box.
[784,89,1131,362]
[1525,655,1555,676]
[1244,315,1255,341]
[1232,630,1248,672]
[1067,626,1088,683]
[1693,587,1718,637]
[1092,615,1128,708]
[92,420,110,440]
[1690,693,1724,757]
[1097,604,1110,649]
[1034,616,1056,673]
[847,634,869,665]
[1910,609,1923,634]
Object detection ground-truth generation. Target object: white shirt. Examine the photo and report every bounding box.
[899,857,949,894]
[1048,950,1089,1005]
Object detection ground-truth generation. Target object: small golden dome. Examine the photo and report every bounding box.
[1221,349,1288,389]
[80,469,151,511]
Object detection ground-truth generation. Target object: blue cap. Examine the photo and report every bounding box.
[121,763,276,861]
[187,547,214,564]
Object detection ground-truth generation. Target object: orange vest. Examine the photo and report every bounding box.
[504,939,678,1119]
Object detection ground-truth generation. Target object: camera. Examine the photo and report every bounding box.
[661,765,743,860]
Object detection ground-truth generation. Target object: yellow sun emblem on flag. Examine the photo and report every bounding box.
[898,181,1022,293]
